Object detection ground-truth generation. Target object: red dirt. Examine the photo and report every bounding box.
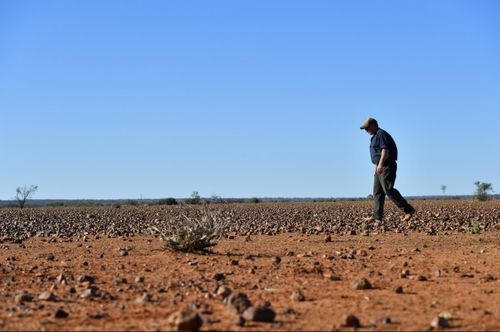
[1,231,498,331]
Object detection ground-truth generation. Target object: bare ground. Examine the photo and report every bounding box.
[0,231,498,331]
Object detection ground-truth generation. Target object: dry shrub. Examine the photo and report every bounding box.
[151,206,229,253]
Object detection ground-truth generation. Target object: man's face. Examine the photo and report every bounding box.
[365,123,378,136]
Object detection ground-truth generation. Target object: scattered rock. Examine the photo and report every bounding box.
[54,308,69,319]
[136,293,153,304]
[77,275,96,284]
[395,285,404,294]
[242,306,276,322]
[228,292,252,314]
[15,292,34,304]
[324,235,332,242]
[216,286,232,299]
[213,273,225,282]
[375,316,392,325]
[88,311,108,319]
[167,310,203,331]
[290,289,305,302]
[135,276,145,283]
[80,286,99,299]
[430,316,449,329]
[352,278,372,290]
[272,256,282,265]
[234,315,245,326]
[38,292,57,302]
[343,314,361,328]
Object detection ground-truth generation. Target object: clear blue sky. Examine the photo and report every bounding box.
[1,0,499,199]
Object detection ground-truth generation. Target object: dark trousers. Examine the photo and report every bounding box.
[373,162,415,220]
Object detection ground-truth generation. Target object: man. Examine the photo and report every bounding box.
[360,117,415,223]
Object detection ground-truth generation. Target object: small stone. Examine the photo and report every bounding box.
[352,278,372,290]
[77,275,96,284]
[234,315,245,327]
[375,316,392,325]
[56,274,67,284]
[15,292,34,304]
[80,286,99,299]
[395,286,404,294]
[135,276,145,283]
[230,260,239,266]
[227,292,252,314]
[417,275,428,282]
[136,293,153,304]
[88,311,108,319]
[343,314,361,328]
[272,256,282,265]
[356,249,368,257]
[324,235,332,242]
[54,308,69,319]
[118,250,128,257]
[430,316,449,329]
[242,306,276,322]
[38,292,57,302]
[167,310,203,331]
[216,286,232,299]
[213,273,225,281]
[290,290,305,302]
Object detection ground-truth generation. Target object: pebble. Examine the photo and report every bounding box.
[272,256,282,265]
[343,314,361,328]
[234,315,245,327]
[136,293,153,304]
[227,292,252,314]
[242,306,276,323]
[290,289,305,302]
[38,291,57,302]
[54,308,69,319]
[395,285,404,294]
[351,278,372,290]
[430,316,449,329]
[15,292,33,304]
[216,286,232,299]
[167,310,203,331]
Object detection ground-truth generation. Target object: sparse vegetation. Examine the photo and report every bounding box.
[210,195,226,204]
[185,191,202,205]
[15,185,38,209]
[158,198,178,205]
[249,197,261,204]
[474,181,493,201]
[441,185,447,195]
[151,206,229,253]
[466,218,480,234]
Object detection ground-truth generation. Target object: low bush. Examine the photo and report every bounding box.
[151,206,229,253]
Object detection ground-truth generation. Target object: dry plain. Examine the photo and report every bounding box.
[0,200,498,331]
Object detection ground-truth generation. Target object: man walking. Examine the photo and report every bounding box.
[360,117,415,222]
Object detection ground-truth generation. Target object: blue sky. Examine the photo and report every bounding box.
[1,0,499,199]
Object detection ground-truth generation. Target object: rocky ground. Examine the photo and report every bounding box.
[0,200,499,331]
[0,200,499,240]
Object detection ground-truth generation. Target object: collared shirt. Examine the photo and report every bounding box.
[370,128,398,165]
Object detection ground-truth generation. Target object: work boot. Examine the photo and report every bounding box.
[401,211,415,222]
[363,216,382,223]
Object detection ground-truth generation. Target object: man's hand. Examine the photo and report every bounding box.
[375,148,389,175]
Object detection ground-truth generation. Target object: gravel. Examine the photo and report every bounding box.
[0,200,497,240]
